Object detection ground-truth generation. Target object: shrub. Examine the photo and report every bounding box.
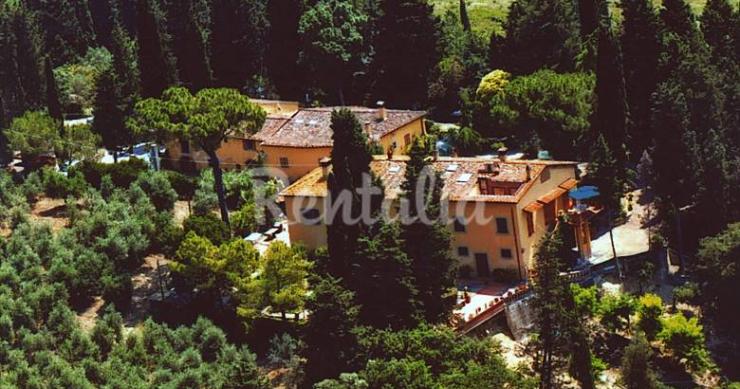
[150,212,184,256]
[134,172,178,212]
[231,202,259,237]
[637,293,663,340]
[41,168,88,198]
[71,158,149,189]
[162,170,197,201]
[182,214,230,246]
[101,274,133,313]
[658,313,712,372]
[20,171,43,202]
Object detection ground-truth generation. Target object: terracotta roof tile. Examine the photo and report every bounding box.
[280,156,578,204]
[250,116,291,142]
[261,107,425,148]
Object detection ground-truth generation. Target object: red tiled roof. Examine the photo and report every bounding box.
[250,116,291,142]
[260,107,426,148]
[281,156,578,204]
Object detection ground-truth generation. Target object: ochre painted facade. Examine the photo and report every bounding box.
[280,157,578,282]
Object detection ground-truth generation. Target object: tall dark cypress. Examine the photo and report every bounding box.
[578,0,598,38]
[44,56,63,121]
[459,0,471,31]
[326,109,374,280]
[620,0,660,156]
[165,0,212,91]
[401,139,456,323]
[211,0,269,90]
[11,7,45,111]
[136,0,178,98]
[0,96,10,165]
[371,0,440,108]
[33,0,96,65]
[491,0,582,75]
[593,0,629,163]
[266,0,302,98]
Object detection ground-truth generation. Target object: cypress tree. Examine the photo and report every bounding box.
[326,109,375,280]
[136,0,178,98]
[11,7,45,111]
[266,0,303,98]
[354,220,420,329]
[0,96,10,165]
[491,0,582,75]
[620,0,660,156]
[89,0,115,48]
[401,139,456,323]
[33,0,96,65]
[701,0,736,61]
[459,0,471,32]
[303,276,360,386]
[210,0,269,91]
[93,20,138,160]
[620,333,661,389]
[578,0,598,38]
[587,135,624,218]
[165,0,212,91]
[531,226,570,389]
[44,56,63,121]
[593,0,629,164]
[371,0,440,108]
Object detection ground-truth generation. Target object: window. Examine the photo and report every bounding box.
[496,217,509,234]
[453,217,466,232]
[180,140,190,154]
[457,246,469,257]
[243,139,256,151]
[540,168,551,183]
[526,212,535,236]
[279,157,290,168]
[501,249,513,259]
[301,208,321,225]
[404,133,412,146]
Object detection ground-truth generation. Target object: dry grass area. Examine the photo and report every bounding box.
[173,200,191,227]
[29,197,69,232]
[126,254,171,328]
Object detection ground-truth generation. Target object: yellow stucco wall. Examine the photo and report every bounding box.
[262,145,333,182]
[284,196,328,249]
[514,165,578,273]
[448,201,523,279]
[378,118,426,154]
[165,136,261,171]
[282,164,577,282]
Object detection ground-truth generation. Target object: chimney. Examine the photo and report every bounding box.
[319,157,332,179]
[497,146,508,162]
[526,164,532,181]
[376,100,387,121]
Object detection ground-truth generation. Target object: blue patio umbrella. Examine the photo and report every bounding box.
[569,186,600,201]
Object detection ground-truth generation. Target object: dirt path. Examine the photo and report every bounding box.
[30,197,69,232]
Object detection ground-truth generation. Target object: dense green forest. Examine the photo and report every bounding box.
[0,0,739,387]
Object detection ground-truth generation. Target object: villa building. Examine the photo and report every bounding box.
[166,100,427,182]
[279,152,579,281]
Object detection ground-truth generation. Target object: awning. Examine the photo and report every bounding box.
[538,186,568,204]
[558,178,578,190]
[523,201,544,213]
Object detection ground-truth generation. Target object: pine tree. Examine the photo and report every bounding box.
[490,0,582,75]
[354,220,420,329]
[136,0,178,98]
[303,276,361,386]
[620,0,660,156]
[371,0,440,108]
[593,0,629,164]
[44,56,63,121]
[165,0,212,91]
[401,139,456,323]
[210,0,269,92]
[325,108,375,279]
